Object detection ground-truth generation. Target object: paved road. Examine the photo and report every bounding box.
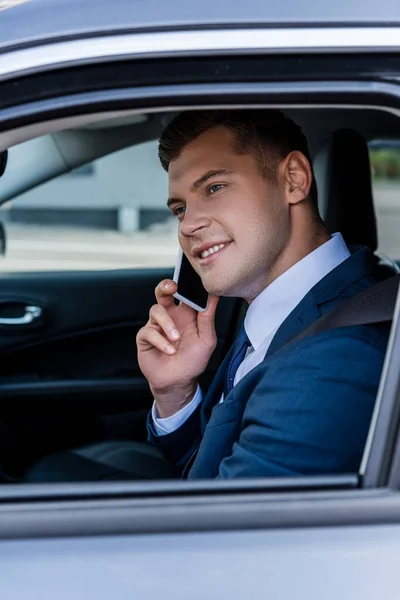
[0,225,179,271]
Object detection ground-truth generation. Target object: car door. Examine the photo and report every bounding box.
[3,11,400,599]
[0,134,243,475]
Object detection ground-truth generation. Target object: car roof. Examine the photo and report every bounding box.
[1,0,400,52]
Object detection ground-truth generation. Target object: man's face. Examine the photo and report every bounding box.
[167,126,291,301]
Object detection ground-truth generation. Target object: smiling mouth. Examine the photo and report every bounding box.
[199,242,230,259]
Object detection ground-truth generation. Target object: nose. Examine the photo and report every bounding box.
[179,205,211,238]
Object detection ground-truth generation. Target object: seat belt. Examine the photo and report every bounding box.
[286,274,400,348]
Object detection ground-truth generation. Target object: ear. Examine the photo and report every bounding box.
[282,151,312,205]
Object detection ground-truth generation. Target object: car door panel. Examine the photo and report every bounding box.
[0,267,240,401]
[0,268,242,473]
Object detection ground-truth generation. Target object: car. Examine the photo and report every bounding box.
[1,0,400,597]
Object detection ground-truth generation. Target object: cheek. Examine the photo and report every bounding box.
[177,232,202,274]
[232,195,288,254]
[229,199,271,237]
[177,232,189,258]
[178,229,189,251]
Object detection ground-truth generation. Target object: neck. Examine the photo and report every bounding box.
[246,216,331,304]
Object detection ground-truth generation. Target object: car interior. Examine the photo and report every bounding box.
[0,105,399,483]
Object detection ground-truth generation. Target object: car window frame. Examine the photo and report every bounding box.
[1,50,400,538]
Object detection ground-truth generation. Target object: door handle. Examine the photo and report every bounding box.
[0,305,42,326]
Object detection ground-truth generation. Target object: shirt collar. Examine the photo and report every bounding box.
[244,232,351,350]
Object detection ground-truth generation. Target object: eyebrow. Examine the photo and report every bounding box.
[167,169,234,208]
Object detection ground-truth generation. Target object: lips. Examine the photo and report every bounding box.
[199,242,229,259]
[196,241,232,265]
[192,240,231,259]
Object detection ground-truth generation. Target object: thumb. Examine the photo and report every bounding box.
[197,295,219,341]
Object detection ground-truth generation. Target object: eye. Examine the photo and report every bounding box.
[173,205,186,219]
[208,183,224,194]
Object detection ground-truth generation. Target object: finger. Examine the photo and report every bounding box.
[149,304,181,342]
[197,295,219,340]
[154,279,178,309]
[137,326,177,355]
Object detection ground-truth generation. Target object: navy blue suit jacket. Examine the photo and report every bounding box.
[148,246,390,479]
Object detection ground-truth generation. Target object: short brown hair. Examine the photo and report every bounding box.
[158,109,318,207]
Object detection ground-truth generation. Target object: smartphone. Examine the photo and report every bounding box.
[173,248,209,312]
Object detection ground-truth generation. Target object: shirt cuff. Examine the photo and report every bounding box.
[151,385,203,436]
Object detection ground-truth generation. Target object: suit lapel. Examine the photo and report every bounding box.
[266,294,321,357]
[267,245,373,356]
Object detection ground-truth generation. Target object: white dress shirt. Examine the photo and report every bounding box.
[152,232,351,435]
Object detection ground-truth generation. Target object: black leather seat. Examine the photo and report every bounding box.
[314,128,400,281]
[25,439,178,482]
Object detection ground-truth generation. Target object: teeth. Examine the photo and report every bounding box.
[200,243,228,259]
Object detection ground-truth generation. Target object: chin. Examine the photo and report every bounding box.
[203,279,238,298]
[201,264,250,297]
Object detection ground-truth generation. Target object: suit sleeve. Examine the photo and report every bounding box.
[217,330,387,479]
[147,399,203,475]
[151,386,203,435]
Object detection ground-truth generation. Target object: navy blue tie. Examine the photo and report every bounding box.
[224,326,251,398]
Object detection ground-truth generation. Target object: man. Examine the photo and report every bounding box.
[24,109,390,484]
[137,109,390,479]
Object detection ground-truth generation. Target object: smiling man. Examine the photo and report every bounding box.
[135,109,390,479]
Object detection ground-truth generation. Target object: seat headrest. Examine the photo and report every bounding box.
[314,129,377,253]
[0,151,7,178]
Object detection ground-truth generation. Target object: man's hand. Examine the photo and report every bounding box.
[137,279,219,418]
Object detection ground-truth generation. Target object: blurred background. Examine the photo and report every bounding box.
[0,137,398,272]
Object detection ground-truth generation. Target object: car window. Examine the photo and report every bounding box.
[369,140,400,260]
[0,140,178,271]
[0,111,394,497]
